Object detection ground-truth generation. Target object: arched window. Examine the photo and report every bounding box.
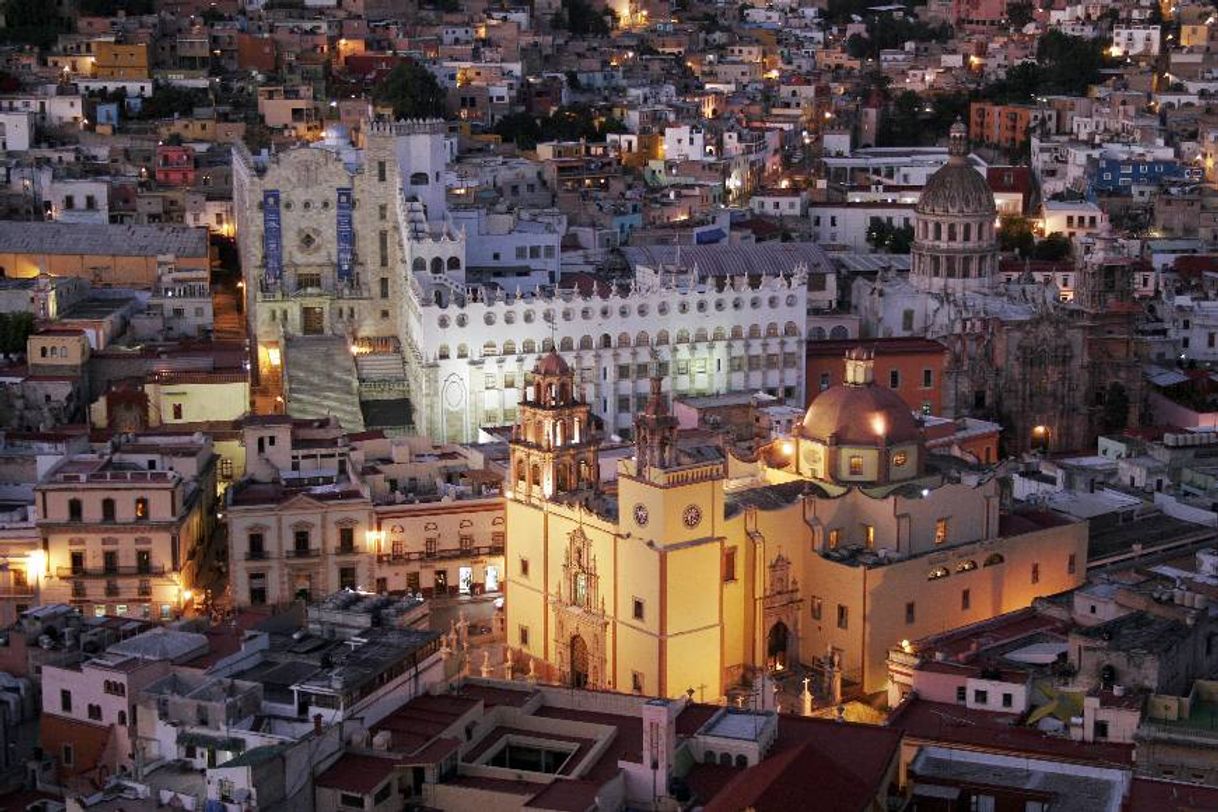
[102,498,115,522]
[784,321,799,336]
[656,330,670,345]
[560,336,574,351]
[447,256,461,271]
[409,172,429,186]
[956,560,978,573]
[829,325,849,340]
[617,332,631,348]
[734,754,747,769]
[713,327,726,341]
[523,339,537,354]
[503,340,517,355]
[984,553,1005,567]
[483,341,497,356]
[117,710,127,726]
[412,257,426,272]
[438,345,450,360]
[457,344,469,359]
[719,753,731,766]
[948,223,957,241]
[810,326,826,340]
[765,323,779,337]
[927,566,950,580]
[676,329,690,344]
[579,335,593,350]
[705,751,717,765]
[694,328,708,342]
[747,325,761,339]
[731,325,744,339]
[635,331,650,346]
[430,257,443,275]
[39,346,47,358]
[134,498,148,521]
[600,333,612,349]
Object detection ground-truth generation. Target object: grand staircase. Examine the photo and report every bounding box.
[284,336,365,432]
[352,338,413,432]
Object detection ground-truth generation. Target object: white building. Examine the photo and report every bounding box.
[1112,25,1161,57]
[1041,200,1107,240]
[664,125,708,162]
[0,111,34,152]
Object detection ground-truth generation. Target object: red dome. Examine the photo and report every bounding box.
[533,350,571,377]
[801,383,921,446]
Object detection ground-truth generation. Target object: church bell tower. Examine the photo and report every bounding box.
[508,351,599,502]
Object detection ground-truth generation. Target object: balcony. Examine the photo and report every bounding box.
[58,564,166,578]
[286,548,321,559]
[245,550,268,561]
[376,543,504,564]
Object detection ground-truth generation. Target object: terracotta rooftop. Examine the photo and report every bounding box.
[315,754,399,795]
[888,698,1134,766]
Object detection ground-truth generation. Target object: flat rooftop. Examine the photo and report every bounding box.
[0,221,208,259]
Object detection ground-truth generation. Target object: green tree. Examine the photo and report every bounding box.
[372,61,446,120]
[866,219,915,254]
[494,111,544,149]
[0,312,34,355]
[998,216,1035,257]
[0,0,66,48]
[1101,382,1130,433]
[558,0,610,35]
[1006,0,1034,28]
[1032,232,1072,260]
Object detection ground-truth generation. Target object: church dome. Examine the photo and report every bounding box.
[533,350,571,377]
[801,349,921,446]
[914,121,995,218]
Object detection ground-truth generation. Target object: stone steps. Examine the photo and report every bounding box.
[284,336,365,432]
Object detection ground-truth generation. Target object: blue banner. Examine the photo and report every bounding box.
[336,188,354,282]
[262,190,282,284]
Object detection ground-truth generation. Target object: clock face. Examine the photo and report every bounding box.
[633,503,649,527]
[682,504,703,529]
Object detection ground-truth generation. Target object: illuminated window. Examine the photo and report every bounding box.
[863,524,875,548]
[827,529,840,550]
[892,451,908,467]
[928,566,950,580]
[849,455,864,475]
[134,498,148,520]
[934,518,949,545]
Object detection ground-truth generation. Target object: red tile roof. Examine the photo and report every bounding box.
[888,698,1134,766]
[1128,777,1218,811]
[316,754,399,795]
[703,717,900,812]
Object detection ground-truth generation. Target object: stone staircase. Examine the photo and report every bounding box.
[355,352,407,380]
[284,336,365,432]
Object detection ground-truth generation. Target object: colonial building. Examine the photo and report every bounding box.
[225,416,505,607]
[234,121,815,442]
[34,433,218,620]
[505,348,1088,699]
[855,122,1143,452]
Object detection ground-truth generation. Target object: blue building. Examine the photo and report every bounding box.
[1093,157,1185,194]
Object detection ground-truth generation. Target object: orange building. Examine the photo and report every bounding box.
[806,337,948,416]
[968,102,1054,150]
[92,42,149,80]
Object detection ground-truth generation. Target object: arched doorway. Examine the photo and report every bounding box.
[767,622,790,671]
[570,635,590,688]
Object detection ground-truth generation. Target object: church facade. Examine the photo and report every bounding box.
[504,348,1088,699]
[855,122,1144,452]
[234,120,814,441]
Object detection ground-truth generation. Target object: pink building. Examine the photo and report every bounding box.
[155,144,196,187]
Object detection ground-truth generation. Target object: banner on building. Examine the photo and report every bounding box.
[336,188,354,282]
[262,190,282,284]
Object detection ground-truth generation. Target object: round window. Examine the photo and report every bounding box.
[715,299,725,311]
[504,311,516,324]
[637,304,649,317]
[679,302,689,314]
[524,311,535,323]
[658,302,669,315]
[696,301,707,313]
[484,313,496,326]
[456,314,468,327]
[563,308,573,321]
[438,315,450,328]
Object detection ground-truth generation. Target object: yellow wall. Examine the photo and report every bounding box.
[0,250,207,288]
[150,380,250,424]
[94,42,149,79]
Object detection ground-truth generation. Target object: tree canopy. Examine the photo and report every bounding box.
[372,61,447,120]
[0,0,66,48]
[983,32,1107,101]
[494,105,625,150]
[866,220,914,254]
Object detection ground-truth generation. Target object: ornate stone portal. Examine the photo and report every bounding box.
[762,553,802,672]
[551,528,609,689]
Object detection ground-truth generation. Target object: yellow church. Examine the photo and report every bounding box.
[504,348,1087,699]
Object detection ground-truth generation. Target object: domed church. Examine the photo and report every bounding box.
[854,121,1144,453]
[505,348,1087,701]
